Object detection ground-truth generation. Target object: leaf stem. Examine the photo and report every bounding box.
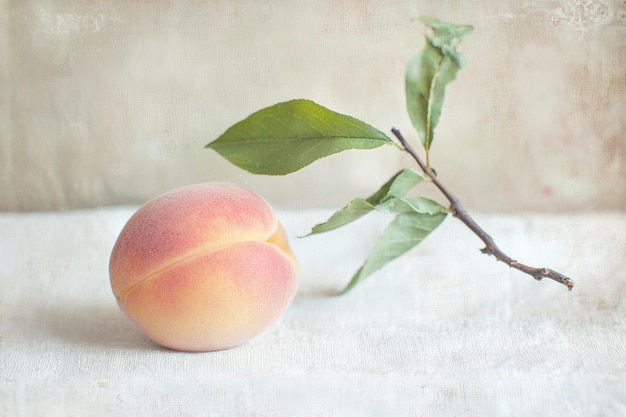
[391,128,575,291]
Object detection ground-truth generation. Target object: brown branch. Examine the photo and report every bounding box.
[391,128,575,291]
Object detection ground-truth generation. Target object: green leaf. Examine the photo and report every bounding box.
[378,196,448,215]
[206,99,393,175]
[365,168,423,206]
[340,210,447,294]
[308,198,375,235]
[307,169,424,235]
[405,17,473,150]
[420,16,474,61]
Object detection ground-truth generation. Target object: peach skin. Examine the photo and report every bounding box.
[109,182,299,352]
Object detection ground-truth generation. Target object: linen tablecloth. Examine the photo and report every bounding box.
[1,208,625,416]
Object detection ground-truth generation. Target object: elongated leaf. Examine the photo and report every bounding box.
[206,99,393,175]
[406,17,473,150]
[340,210,447,294]
[307,169,424,235]
[365,168,423,205]
[308,198,375,235]
[378,196,448,215]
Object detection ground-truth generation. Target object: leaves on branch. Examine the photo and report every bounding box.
[405,17,473,151]
[206,99,393,175]
[203,16,574,293]
[203,17,552,294]
[306,167,448,293]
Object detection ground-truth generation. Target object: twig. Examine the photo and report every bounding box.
[391,128,575,291]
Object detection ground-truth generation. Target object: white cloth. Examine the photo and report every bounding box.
[1,208,625,416]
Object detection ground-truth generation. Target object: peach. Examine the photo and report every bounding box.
[109,182,298,352]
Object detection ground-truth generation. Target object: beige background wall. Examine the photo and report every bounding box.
[1,0,625,211]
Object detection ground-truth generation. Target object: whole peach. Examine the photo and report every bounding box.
[109,182,298,352]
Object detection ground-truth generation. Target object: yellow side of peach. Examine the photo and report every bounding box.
[109,182,298,352]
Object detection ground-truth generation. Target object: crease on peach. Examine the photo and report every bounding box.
[115,223,293,304]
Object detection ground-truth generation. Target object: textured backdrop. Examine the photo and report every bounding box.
[1,0,625,211]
